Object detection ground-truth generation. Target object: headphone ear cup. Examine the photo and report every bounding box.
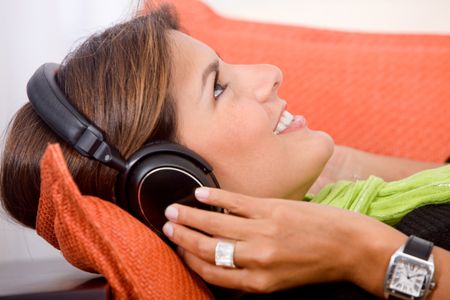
[121,153,220,237]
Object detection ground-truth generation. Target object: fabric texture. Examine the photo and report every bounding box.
[170,0,450,163]
[36,144,213,300]
[395,203,450,250]
[307,165,450,225]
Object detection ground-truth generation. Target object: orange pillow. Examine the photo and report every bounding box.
[36,144,213,300]
[169,0,450,162]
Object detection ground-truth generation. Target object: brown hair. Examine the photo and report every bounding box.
[0,6,180,228]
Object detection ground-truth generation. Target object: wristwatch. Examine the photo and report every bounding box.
[384,235,436,300]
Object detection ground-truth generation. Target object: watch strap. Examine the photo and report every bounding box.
[403,235,433,260]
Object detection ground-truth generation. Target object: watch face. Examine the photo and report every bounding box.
[389,257,428,297]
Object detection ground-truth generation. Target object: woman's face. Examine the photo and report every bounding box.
[169,31,334,199]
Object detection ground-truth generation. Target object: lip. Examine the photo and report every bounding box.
[279,115,307,134]
[273,101,287,132]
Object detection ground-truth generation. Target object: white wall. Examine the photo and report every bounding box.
[1,0,450,264]
[203,0,450,34]
[0,0,138,264]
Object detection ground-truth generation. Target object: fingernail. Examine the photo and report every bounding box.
[165,206,178,221]
[177,246,184,256]
[162,222,173,237]
[195,187,209,201]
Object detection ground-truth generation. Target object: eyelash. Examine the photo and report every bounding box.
[213,71,227,99]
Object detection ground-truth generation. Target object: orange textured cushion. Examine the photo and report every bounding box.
[36,144,212,300]
[169,0,450,162]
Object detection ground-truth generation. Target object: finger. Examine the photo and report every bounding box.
[163,221,217,264]
[165,221,250,267]
[181,249,255,291]
[166,204,262,240]
[164,221,267,268]
[195,187,272,218]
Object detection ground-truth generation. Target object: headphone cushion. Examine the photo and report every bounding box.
[121,153,219,237]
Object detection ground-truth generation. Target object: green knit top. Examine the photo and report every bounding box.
[305,164,450,225]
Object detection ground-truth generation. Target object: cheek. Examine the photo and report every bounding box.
[181,104,273,175]
[192,115,269,162]
[200,105,270,157]
[187,122,290,196]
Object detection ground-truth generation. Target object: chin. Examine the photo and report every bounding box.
[303,128,334,159]
[317,130,335,158]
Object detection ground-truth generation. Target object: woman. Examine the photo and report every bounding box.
[1,5,449,299]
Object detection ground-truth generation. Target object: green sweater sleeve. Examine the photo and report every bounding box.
[305,164,450,225]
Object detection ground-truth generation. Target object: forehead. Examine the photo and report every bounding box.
[168,30,217,77]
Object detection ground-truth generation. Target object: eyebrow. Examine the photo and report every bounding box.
[201,60,219,92]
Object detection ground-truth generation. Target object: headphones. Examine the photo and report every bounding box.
[27,63,221,238]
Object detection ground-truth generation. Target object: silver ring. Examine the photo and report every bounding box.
[215,240,236,268]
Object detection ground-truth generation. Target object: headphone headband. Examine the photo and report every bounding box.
[27,63,127,172]
[27,62,222,238]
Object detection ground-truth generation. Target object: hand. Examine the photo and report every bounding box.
[162,187,403,294]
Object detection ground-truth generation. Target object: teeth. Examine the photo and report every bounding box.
[281,111,294,123]
[275,122,287,133]
[273,110,294,135]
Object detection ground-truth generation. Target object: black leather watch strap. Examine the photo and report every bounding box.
[403,235,433,260]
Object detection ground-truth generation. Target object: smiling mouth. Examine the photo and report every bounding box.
[273,110,307,135]
[273,110,294,134]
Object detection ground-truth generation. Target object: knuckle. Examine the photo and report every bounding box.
[271,205,287,220]
[230,193,245,206]
[206,216,222,230]
[197,263,213,280]
[196,239,211,258]
[254,244,278,266]
[193,237,203,252]
[171,225,189,247]
[172,204,185,222]
[227,198,241,212]
[219,190,248,211]
[263,222,281,237]
[245,274,273,293]
[169,224,181,242]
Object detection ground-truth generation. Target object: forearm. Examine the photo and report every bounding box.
[338,214,405,297]
[310,145,443,193]
[344,146,443,182]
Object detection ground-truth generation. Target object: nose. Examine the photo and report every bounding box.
[247,64,283,103]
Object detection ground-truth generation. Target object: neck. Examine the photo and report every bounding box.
[285,176,318,200]
[308,145,350,195]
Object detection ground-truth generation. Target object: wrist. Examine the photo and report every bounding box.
[344,215,407,297]
[385,236,436,300]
